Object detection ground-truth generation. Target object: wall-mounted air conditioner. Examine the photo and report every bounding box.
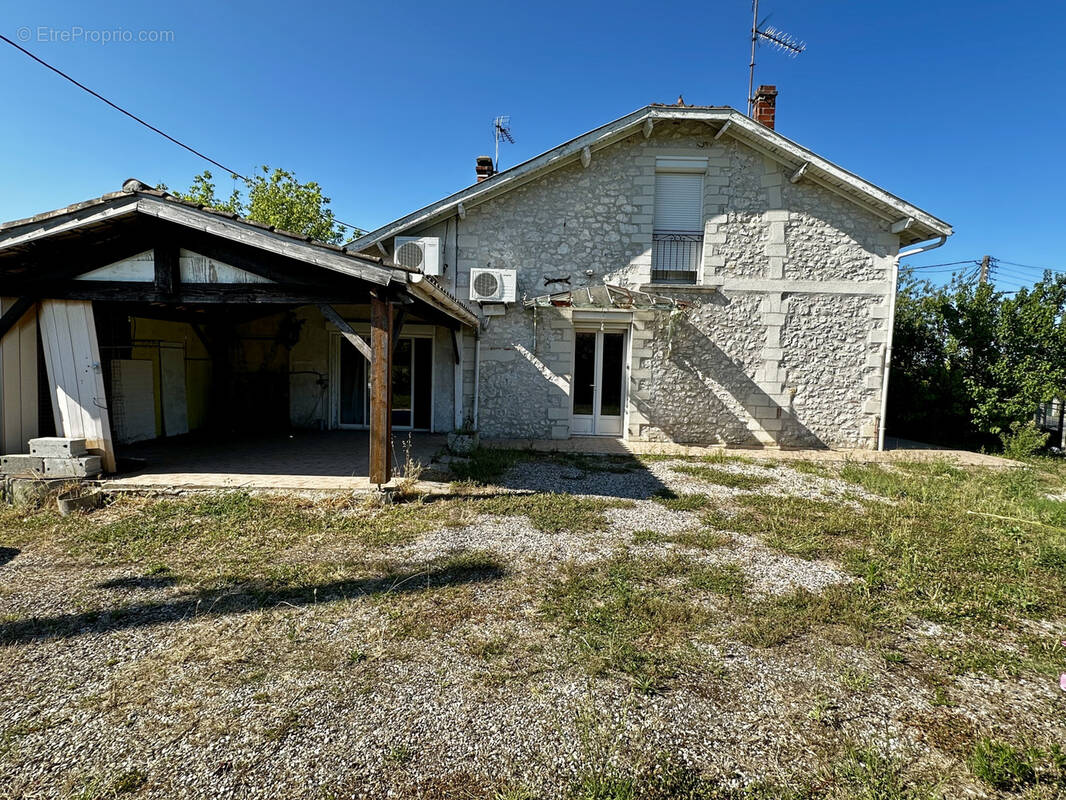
[393,236,441,276]
[469,268,517,303]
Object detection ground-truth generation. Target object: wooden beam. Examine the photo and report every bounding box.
[55,281,370,305]
[580,146,591,168]
[643,119,654,139]
[154,241,180,294]
[318,303,372,362]
[789,162,809,184]
[457,202,467,220]
[0,297,35,343]
[376,241,388,257]
[369,295,393,485]
[713,120,732,140]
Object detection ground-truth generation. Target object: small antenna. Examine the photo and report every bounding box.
[493,115,515,170]
[747,0,806,115]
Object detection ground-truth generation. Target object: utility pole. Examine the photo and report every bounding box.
[979,255,991,284]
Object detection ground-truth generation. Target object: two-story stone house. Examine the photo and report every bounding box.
[348,89,952,450]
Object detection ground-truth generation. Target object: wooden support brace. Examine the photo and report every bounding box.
[890,217,914,234]
[713,120,732,140]
[580,146,591,168]
[0,297,35,343]
[376,241,388,257]
[789,162,809,184]
[369,295,393,485]
[318,304,372,362]
[643,119,654,138]
[391,305,407,358]
[457,202,466,220]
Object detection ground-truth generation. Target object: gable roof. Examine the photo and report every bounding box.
[350,105,952,251]
[0,179,407,286]
[0,179,479,328]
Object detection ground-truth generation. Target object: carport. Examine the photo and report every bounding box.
[0,179,477,486]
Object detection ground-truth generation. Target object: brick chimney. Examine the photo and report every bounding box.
[475,155,495,183]
[753,85,778,130]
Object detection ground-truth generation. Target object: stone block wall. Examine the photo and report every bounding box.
[398,121,900,448]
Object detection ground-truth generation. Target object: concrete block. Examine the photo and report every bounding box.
[1,477,69,509]
[30,437,88,458]
[43,456,102,479]
[0,455,44,475]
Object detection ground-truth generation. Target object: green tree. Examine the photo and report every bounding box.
[161,166,352,244]
[889,269,1066,449]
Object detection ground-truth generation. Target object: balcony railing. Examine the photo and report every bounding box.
[651,230,702,283]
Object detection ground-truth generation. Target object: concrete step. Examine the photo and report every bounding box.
[29,437,88,458]
[43,456,102,479]
[0,455,44,476]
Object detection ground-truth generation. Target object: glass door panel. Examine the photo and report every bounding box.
[392,338,413,428]
[339,341,368,426]
[599,333,624,418]
[573,332,596,416]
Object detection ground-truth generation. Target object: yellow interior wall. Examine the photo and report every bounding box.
[128,318,212,434]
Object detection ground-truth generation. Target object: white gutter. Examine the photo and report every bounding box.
[407,272,479,328]
[878,235,948,451]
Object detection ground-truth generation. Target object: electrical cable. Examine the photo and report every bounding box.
[0,33,366,237]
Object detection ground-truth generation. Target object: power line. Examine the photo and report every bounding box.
[904,260,980,270]
[996,259,1064,272]
[0,33,248,180]
[0,34,365,237]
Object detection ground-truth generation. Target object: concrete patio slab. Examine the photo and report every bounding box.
[102,432,447,491]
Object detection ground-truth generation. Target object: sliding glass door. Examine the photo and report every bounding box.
[334,334,433,430]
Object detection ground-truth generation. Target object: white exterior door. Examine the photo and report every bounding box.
[571,330,626,436]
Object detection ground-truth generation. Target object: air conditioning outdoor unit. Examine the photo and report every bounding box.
[469,268,517,303]
[393,236,441,276]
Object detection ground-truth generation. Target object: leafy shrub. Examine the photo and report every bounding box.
[999,420,1049,460]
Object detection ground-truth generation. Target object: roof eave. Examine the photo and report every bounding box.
[350,105,952,252]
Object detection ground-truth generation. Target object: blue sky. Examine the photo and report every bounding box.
[1,0,1063,291]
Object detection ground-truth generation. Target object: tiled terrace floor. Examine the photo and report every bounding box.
[104,431,446,491]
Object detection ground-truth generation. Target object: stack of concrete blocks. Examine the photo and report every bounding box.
[0,438,103,479]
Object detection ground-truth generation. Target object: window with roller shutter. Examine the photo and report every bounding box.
[652,171,704,283]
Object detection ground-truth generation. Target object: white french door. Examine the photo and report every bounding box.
[571,329,626,436]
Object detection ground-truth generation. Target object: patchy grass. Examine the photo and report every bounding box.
[671,465,774,491]
[471,493,634,533]
[691,460,1066,680]
[651,491,714,511]
[687,563,747,596]
[3,452,1066,797]
[968,738,1066,794]
[541,553,706,691]
[450,448,528,485]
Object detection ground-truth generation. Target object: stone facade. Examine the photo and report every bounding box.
[381,121,903,449]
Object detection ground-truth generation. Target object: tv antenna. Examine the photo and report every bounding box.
[493,115,515,169]
[747,0,806,115]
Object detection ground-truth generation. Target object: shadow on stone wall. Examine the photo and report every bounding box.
[634,312,826,448]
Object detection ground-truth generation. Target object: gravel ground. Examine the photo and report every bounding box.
[0,456,1061,798]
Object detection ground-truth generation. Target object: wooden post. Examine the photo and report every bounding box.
[369,294,393,485]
